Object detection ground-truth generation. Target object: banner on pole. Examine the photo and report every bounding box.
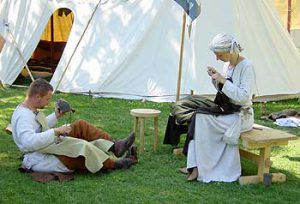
[173,0,201,21]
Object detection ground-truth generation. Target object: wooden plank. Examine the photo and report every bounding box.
[242,140,288,149]
[239,175,260,185]
[239,173,286,185]
[239,149,260,163]
[269,173,286,183]
[241,128,298,144]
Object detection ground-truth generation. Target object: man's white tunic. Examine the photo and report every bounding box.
[11,106,71,172]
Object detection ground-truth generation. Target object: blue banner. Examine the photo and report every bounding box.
[173,0,201,21]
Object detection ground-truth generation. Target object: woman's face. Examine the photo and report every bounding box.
[214,52,230,62]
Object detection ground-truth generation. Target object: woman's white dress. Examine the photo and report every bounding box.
[187,59,256,183]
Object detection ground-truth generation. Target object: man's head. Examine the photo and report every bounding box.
[27,78,53,109]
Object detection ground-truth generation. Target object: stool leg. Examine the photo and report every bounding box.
[153,116,158,151]
[133,117,139,137]
[140,117,145,153]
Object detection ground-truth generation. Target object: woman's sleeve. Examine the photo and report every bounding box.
[222,63,255,103]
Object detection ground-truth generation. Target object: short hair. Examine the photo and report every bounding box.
[27,78,53,98]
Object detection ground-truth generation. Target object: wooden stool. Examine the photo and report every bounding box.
[130,109,161,152]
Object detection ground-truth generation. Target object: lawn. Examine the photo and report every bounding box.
[0,87,299,204]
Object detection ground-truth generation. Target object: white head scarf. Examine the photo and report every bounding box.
[209,33,243,54]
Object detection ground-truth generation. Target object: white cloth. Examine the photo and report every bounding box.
[187,58,256,183]
[274,117,300,127]
[11,105,71,173]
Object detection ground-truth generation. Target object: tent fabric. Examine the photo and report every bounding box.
[0,0,98,85]
[0,0,300,102]
[40,9,74,42]
[273,0,300,49]
[274,0,300,30]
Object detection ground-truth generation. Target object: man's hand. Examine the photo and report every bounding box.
[55,106,66,118]
[54,125,71,136]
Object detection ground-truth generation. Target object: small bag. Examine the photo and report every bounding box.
[56,99,75,113]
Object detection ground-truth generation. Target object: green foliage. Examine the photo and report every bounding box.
[0,87,299,204]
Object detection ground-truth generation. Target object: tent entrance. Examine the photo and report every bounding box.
[15,8,73,85]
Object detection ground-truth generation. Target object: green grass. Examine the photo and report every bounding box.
[0,87,299,204]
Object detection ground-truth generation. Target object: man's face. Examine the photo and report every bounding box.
[36,91,53,109]
[214,52,230,62]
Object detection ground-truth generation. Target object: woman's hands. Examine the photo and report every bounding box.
[207,66,226,84]
[207,66,217,76]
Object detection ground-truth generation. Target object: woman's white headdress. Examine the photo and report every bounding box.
[209,33,243,53]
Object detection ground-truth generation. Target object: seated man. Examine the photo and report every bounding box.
[11,78,137,175]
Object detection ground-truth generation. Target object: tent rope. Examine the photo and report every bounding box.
[54,0,102,93]
[5,23,35,82]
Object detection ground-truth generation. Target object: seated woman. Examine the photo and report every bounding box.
[184,33,256,182]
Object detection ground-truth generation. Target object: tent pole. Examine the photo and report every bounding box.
[287,0,292,33]
[50,15,55,72]
[6,26,35,82]
[176,12,186,101]
[54,0,102,93]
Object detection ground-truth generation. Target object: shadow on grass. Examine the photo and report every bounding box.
[283,156,300,162]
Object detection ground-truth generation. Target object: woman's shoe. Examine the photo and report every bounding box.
[187,168,198,181]
[178,167,189,174]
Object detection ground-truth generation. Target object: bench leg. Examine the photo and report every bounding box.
[140,117,145,153]
[153,116,158,151]
[239,146,286,185]
[257,146,271,178]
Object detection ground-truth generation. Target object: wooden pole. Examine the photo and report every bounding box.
[287,0,292,33]
[6,26,35,82]
[50,15,55,72]
[176,12,186,101]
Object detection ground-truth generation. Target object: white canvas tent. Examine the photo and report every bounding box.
[0,0,300,102]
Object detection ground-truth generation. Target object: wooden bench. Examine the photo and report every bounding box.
[173,124,298,185]
[239,125,298,185]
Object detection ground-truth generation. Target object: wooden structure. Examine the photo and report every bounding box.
[239,125,298,185]
[130,109,161,153]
